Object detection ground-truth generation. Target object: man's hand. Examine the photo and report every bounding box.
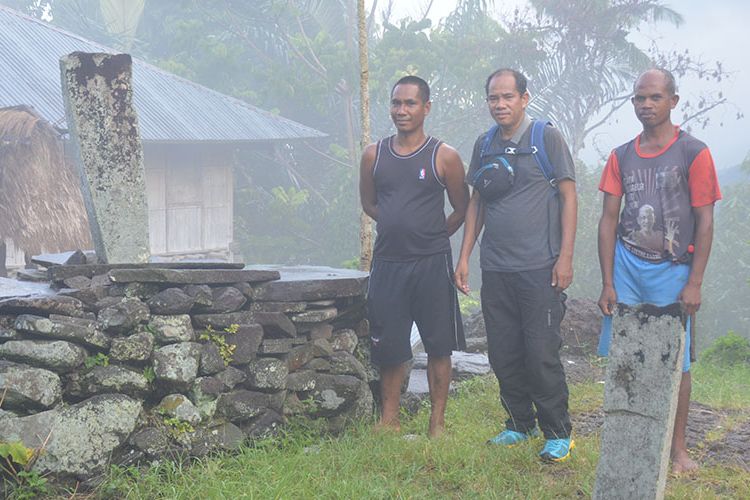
[679,282,702,315]
[454,259,470,295]
[598,284,617,316]
[551,257,573,292]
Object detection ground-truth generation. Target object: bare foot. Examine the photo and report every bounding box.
[671,450,699,474]
[428,419,445,439]
[374,420,401,434]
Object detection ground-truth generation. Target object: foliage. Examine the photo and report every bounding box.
[161,417,195,439]
[98,362,750,498]
[701,331,750,367]
[458,290,481,316]
[142,366,156,384]
[84,352,109,369]
[0,442,49,500]
[199,324,238,366]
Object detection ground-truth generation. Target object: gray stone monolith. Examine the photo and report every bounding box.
[60,52,149,263]
[593,304,686,500]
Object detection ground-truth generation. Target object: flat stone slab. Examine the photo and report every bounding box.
[594,304,685,500]
[245,266,368,301]
[15,314,111,350]
[48,262,245,281]
[193,311,296,338]
[0,295,87,318]
[32,250,87,268]
[108,268,280,285]
[0,278,55,299]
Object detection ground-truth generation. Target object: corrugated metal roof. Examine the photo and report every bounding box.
[0,5,326,142]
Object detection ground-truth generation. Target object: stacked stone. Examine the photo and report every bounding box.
[0,263,371,480]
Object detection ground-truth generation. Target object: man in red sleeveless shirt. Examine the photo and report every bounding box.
[598,68,721,473]
[360,76,469,438]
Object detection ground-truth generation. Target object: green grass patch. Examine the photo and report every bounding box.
[691,361,750,409]
[97,364,749,499]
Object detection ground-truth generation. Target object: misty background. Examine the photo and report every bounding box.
[2,0,748,351]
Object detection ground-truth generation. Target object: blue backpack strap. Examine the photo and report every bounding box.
[530,120,557,188]
[480,124,500,157]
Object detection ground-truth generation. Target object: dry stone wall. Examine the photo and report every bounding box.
[0,262,373,481]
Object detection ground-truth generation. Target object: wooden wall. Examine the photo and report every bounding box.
[144,144,234,257]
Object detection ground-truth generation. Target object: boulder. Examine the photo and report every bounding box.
[69,365,149,398]
[328,351,368,379]
[291,308,338,324]
[147,288,195,315]
[132,427,174,459]
[0,394,141,478]
[155,394,202,425]
[194,311,295,338]
[183,284,213,308]
[0,315,19,340]
[240,409,283,439]
[0,295,87,318]
[98,297,150,333]
[205,287,246,313]
[304,373,361,417]
[285,370,317,391]
[245,358,288,392]
[199,342,226,375]
[216,390,271,422]
[190,422,245,456]
[109,330,155,363]
[149,314,195,344]
[152,342,202,389]
[14,314,111,350]
[308,323,333,340]
[0,361,61,411]
[215,366,247,389]
[331,329,358,353]
[0,340,87,373]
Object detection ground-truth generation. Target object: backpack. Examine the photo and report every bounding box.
[471,120,557,201]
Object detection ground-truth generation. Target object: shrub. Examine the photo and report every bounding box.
[701,331,750,366]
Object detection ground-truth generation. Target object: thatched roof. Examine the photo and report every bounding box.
[0,106,91,254]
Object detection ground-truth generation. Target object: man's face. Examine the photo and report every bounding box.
[637,204,655,231]
[390,84,430,133]
[486,73,529,131]
[632,71,679,128]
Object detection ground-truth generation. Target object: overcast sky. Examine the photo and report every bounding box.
[368,0,749,169]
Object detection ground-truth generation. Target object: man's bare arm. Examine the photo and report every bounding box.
[551,179,577,291]
[679,203,715,315]
[597,193,622,315]
[437,145,469,236]
[359,143,378,221]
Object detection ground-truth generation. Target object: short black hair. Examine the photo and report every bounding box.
[391,75,430,103]
[635,67,678,95]
[485,68,528,95]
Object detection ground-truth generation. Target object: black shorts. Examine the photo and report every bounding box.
[367,253,465,366]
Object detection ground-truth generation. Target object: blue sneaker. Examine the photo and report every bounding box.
[539,437,575,462]
[487,428,540,446]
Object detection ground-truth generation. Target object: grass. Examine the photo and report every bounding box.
[85,358,750,500]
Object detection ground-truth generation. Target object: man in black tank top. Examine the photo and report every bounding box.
[360,76,469,438]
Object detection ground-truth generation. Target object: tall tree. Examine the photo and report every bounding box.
[357,0,373,271]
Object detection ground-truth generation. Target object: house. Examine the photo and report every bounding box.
[0,5,325,271]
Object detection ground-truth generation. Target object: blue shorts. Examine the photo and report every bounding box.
[598,239,691,372]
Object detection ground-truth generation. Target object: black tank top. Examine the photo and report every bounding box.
[372,135,450,260]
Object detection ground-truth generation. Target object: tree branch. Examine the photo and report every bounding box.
[680,98,727,127]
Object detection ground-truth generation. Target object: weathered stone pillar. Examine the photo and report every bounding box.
[60,52,149,264]
[593,304,685,500]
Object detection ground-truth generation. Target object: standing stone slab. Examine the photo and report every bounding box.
[593,305,685,500]
[60,52,149,264]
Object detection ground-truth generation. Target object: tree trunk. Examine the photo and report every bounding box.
[357,0,373,271]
